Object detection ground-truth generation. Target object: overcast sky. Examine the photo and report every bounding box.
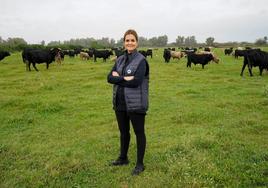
[1,0,268,44]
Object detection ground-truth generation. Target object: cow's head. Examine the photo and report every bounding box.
[204,52,219,64]
[50,48,61,55]
[212,54,220,63]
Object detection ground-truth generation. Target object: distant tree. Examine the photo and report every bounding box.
[185,36,197,47]
[148,37,158,47]
[90,41,104,49]
[157,35,168,47]
[97,37,110,48]
[3,37,27,51]
[255,36,267,45]
[0,36,4,44]
[116,38,124,47]
[6,37,27,46]
[206,37,215,46]
[41,40,45,46]
[138,36,148,47]
[110,38,115,47]
[47,41,61,46]
[176,36,185,46]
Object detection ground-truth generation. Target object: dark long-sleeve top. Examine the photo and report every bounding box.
[107,51,147,112]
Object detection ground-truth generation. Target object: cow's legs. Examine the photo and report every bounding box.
[259,66,263,76]
[46,63,49,69]
[247,64,253,76]
[33,63,39,71]
[240,63,247,76]
[26,62,31,71]
[187,61,191,67]
[202,64,205,69]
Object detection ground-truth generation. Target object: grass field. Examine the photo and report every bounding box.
[0,48,268,187]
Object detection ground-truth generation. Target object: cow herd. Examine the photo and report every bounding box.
[0,47,267,76]
[163,48,219,69]
[163,47,268,75]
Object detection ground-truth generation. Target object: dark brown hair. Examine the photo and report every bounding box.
[123,29,138,42]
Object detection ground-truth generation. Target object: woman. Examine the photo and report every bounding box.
[107,29,149,175]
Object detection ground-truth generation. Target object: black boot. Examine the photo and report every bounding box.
[131,164,145,175]
[110,157,129,166]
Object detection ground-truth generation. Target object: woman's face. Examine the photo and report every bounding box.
[124,34,138,53]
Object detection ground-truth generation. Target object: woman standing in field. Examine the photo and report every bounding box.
[107,29,149,176]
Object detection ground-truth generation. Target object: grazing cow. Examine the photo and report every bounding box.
[74,48,82,56]
[87,49,94,58]
[146,49,153,58]
[62,50,75,58]
[114,48,124,57]
[93,49,113,62]
[80,52,90,60]
[234,49,246,59]
[0,51,10,61]
[111,48,124,62]
[68,50,76,57]
[240,49,268,76]
[187,53,219,69]
[138,50,152,58]
[170,51,184,60]
[163,49,171,63]
[22,48,61,71]
[224,48,233,55]
[138,50,146,58]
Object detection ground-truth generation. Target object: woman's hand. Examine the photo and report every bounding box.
[124,76,134,81]
[112,71,119,77]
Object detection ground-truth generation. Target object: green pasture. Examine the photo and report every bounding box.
[0,48,267,187]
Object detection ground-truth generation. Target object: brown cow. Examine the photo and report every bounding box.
[170,51,185,60]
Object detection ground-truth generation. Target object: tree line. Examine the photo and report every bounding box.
[0,35,267,52]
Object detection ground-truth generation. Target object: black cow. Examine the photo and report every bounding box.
[187,53,219,69]
[68,50,76,57]
[146,49,153,58]
[234,49,246,59]
[74,48,82,56]
[163,49,171,63]
[87,49,94,58]
[0,51,10,61]
[62,50,74,58]
[139,50,152,58]
[240,49,268,76]
[114,48,124,57]
[93,49,113,62]
[224,48,233,55]
[22,48,61,71]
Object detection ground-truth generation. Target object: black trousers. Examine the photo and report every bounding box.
[115,111,146,165]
